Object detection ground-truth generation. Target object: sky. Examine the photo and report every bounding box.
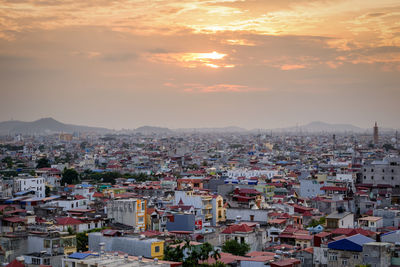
[0,0,399,130]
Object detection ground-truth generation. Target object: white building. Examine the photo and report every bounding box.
[14,175,45,198]
[226,169,278,179]
[106,198,146,231]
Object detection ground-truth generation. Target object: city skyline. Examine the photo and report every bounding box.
[1,0,399,129]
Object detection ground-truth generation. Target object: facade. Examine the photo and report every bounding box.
[362,242,393,267]
[327,234,374,267]
[174,191,225,226]
[219,223,267,252]
[27,232,77,256]
[361,156,400,186]
[299,180,324,198]
[106,198,146,231]
[226,208,268,224]
[89,232,164,259]
[13,176,45,198]
[62,253,171,267]
[325,211,354,229]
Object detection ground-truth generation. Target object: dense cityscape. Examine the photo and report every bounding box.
[0,120,399,267]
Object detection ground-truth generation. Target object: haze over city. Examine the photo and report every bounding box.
[1,0,399,129]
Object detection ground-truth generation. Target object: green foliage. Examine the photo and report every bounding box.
[61,168,80,185]
[221,239,250,256]
[76,228,106,252]
[36,157,51,169]
[383,143,395,151]
[0,144,23,151]
[307,216,326,228]
[67,226,76,235]
[2,156,14,168]
[45,186,51,197]
[164,240,223,267]
[81,171,155,185]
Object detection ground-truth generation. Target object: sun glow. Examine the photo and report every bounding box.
[150,51,233,68]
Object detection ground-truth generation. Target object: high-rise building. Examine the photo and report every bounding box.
[373,122,379,145]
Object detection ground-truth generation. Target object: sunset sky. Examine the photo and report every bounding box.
[0,0,399,129]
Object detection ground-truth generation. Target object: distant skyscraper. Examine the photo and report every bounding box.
[373,122,379,145]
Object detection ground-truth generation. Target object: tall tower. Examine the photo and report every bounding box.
[373,122,379,145]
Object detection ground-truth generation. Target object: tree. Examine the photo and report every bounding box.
[61,168,80,185]
[2,156,13,169]
[164,240,223,267]
[36,157,50,169]
[383,143,395,151]
[45,186,51,197]
[76,228,105,252]
[221,240,250,256]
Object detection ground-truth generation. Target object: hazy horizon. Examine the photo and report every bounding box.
[1,0,399,129]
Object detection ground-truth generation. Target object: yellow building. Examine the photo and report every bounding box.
[106,198,146,231]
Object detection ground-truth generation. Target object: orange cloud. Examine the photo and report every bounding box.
[280,64,306,70]
[148,51,235,68]
[182,83,265,93]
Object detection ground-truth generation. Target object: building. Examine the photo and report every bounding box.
[362,242,393,267]
[325,211,354,229]
[357,216,383,231]
[13,175,45,198]
[374,122,379,145]
[219,223,267,252]
[27,231,77,256]
[88,232,164,259]
[361,156,400,187]
[174,191,225,226]
[106,198,146,231]
[327,234,374,267]
[62,252,176,267]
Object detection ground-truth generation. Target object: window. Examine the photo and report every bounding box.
[371,176,374,180]
[44,258,50,265]
[155,246,160,253]
[371,169,374,172]
[392,169,394,173]
[324,251,328,257]
[392,177,394,180]
[44,239,50,248]
[353,254,358,259]
[240,237,245,244]
[382,177,385,180]
[342,259,347,265]
[329,255,337,261]
[250,215,254,221]
[32,258,41,265]
[142,203,145,211]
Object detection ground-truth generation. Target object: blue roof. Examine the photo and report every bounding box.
[15,190,34,196]
[328,234,374,252]
[68,252,93,259]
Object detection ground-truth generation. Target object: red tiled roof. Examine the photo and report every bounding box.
[2,216,25,223]
[6,260,24,267]
[74,195,86,200]
[320,186,347,192]
[222,224,254,234]
[92,192,104,198]
[55,217,83,225]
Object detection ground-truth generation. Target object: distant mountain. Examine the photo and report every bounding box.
[273,121,366,133]
[0,118,111,135]
[175,126,248,133]
[133,126,173,134]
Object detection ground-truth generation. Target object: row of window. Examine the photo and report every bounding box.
[364,168,395,173]
[364,175,395,180]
